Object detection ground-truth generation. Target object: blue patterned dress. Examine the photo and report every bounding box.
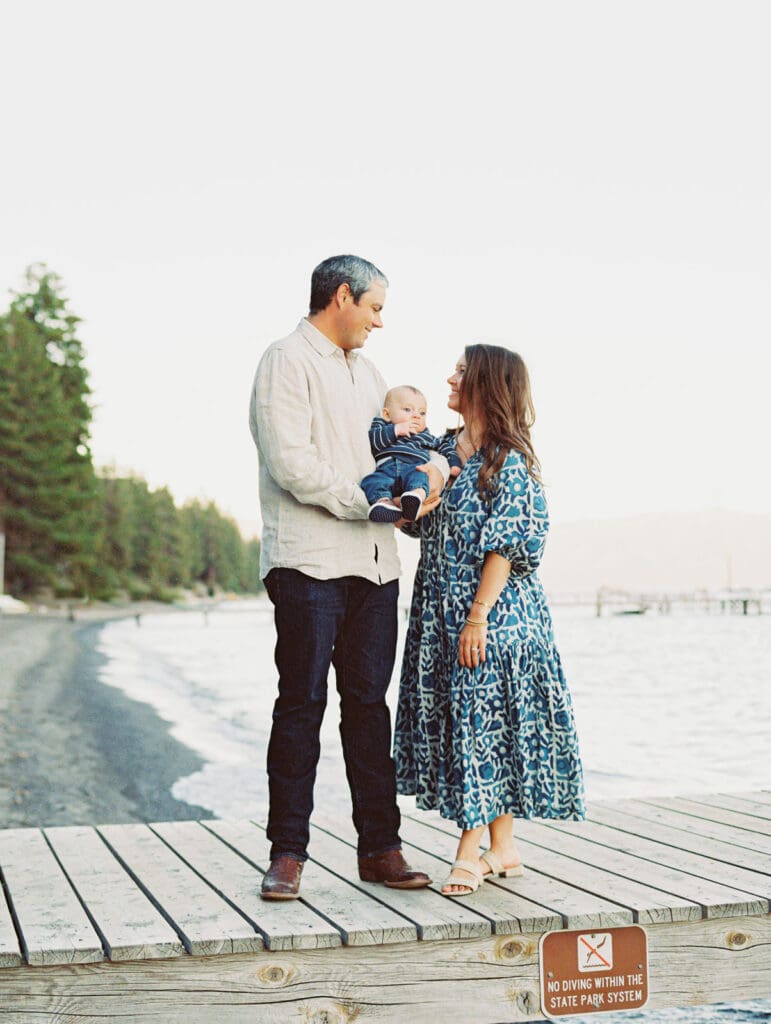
[393,446,585,828]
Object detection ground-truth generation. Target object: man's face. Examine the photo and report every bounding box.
[337,282,386,350]
[383,390,427,433]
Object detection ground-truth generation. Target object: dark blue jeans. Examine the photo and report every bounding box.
[360,460,430,505]
[263,568,401,861]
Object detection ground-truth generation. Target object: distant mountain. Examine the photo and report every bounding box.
[539,509,771,593]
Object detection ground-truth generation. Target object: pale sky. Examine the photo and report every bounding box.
[2,1,769,540]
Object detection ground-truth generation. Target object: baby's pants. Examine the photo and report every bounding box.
[361,459,430,504]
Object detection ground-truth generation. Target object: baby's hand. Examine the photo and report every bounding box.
[394,421,413,437]
[449,466,461,477]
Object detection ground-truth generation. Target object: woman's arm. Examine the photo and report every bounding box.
[458,551,510,667]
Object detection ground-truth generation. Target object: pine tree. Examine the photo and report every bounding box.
[0,266,99,595]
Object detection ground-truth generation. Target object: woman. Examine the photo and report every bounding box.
[393,344,585,896]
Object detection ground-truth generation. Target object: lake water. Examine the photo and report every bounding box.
[97,600,771,1023]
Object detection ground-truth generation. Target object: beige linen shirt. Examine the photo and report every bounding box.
[249,318,401,584]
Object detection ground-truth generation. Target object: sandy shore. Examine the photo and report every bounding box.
[0,608,214,828]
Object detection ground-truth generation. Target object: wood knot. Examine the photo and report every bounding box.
[513,988,539,1015]
[726,931,748,947]
[259,963,288,985]
[497,937,528,960]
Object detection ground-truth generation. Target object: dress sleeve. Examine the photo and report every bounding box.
[478,453,549,575]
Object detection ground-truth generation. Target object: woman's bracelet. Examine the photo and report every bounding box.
[472,598,493,608]
[465,617,488,626]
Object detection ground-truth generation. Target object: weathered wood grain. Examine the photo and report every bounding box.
[0,828,102,965]
[205,819,417,946]
[727,789,771,808]
[587,803,771,875]
[541,819,770,913]
[686,792,771,820]
[347,814,561,936]
[644,796,771,837]
[200,819,343,951]
[307,822,492,941]
[44,825,184,962]
[595,798,771,856]
[510,822,700,924]
[98,824,262,956]
[402,813,632,930]
[154,820,340,952]
[0,872,23,967]
[0,914,769,1023]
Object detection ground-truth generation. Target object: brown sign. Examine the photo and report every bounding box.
[539,925,648,1018]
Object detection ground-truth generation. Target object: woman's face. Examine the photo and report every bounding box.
[447,353,467,414]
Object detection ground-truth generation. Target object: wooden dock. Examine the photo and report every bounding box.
[2,791,771,1022]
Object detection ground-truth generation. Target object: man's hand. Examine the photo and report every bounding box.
[417,461,445,500]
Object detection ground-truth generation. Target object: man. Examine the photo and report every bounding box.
[249,254,443,900]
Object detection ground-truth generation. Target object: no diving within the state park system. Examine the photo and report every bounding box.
[539,925,649,1018]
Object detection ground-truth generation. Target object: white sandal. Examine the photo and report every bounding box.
[441,859,483,896]
[481,849,525,879]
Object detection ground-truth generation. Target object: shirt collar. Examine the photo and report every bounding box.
[297,318,358,362]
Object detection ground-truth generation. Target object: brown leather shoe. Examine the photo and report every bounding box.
[261,855,304,900]
[358,848,431,889]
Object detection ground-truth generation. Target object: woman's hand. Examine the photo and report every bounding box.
[459,620,487,668]
[393,493,442,529]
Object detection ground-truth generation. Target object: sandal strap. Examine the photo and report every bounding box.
[481,850,503,874]
[451,859,483,880]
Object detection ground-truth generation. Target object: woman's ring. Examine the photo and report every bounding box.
[471,647,480,652]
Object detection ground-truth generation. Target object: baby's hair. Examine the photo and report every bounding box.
[385,384,425,405]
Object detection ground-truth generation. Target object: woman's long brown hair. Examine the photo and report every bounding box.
[460,344,541,499]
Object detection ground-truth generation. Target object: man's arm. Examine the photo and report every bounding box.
[249,348,369,520]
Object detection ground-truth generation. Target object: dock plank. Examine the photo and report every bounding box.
[0,829,102,966]
[597,798,771,856]
[643,796,771,837]
[307,823,492,941]
[98,824,262,956]
[155,820,340,951]
[509,821,701,924]
[587,803,771,876]
[201,820,343,951]
[541,819,769,913]
[205,819,417,946]
[315,812,560,936]
[402,814,632,930]
[45,825,184,962]
[0,875,22,967]
[685,793,771,820]
[727,790,771,808]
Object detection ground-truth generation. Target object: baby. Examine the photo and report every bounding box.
[361,385,462,523]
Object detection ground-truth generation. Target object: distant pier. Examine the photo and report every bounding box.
[548,588,768,617]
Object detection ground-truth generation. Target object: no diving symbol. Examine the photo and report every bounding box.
[578,932,613,972]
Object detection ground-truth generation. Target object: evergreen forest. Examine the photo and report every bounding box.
[0,265,261,601]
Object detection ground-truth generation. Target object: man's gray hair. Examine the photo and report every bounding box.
[309,254,388,314]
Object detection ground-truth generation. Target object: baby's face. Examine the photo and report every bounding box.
[384,390,427,433]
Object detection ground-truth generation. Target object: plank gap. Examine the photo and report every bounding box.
[198,820,346,944]
[0,862,28,964]
[95,828,193,954]
[40,830,110,960]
